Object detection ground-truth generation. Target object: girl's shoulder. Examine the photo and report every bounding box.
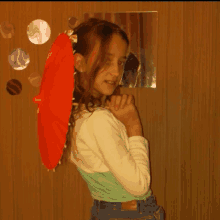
[72,103,111,120]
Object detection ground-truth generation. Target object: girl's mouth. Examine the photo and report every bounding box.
[105,80,116,86]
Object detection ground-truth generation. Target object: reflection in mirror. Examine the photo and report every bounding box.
[0,21,15,39]
[28,72,42,88]
[8,48,30,70]
[6,79,22,95]
[120,52,140,88]
[27,19,51,45]
[68,16,80,29]
[83,12,158,88]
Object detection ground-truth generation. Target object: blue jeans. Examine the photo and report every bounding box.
[90,194,165,220]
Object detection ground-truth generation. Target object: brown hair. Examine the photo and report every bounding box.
[59,18,130,167]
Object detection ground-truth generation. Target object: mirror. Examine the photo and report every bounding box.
[27,19,51,45]
[8,48,30,71]
[83,12,158,88]
[6,79,22,95]
[0,21,15,39]
[28,72,42,88]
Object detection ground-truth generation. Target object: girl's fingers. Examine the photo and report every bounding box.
[120,94,128,109]
[115,95,122,110]
[111,95,116,107]
[127,94,134,105]
[109,95,134,111]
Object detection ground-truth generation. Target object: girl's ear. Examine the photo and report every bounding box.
[74,53,87,73]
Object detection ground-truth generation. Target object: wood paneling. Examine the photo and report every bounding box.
[0,2,219,220]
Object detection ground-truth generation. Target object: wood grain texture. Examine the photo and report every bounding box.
[0,2,219,220]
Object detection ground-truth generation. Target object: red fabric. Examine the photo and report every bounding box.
[33,33,75,170]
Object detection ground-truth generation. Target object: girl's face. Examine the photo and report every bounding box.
[91,34,128,99]
[75,34,128,103]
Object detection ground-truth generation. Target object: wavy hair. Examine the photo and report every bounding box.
[60,18,130,167]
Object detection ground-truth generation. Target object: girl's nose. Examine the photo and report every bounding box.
[109,65,121,77]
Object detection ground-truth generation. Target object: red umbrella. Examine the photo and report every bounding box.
[33,33,75,171]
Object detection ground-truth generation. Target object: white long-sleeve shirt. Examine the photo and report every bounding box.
[69,106,152,202]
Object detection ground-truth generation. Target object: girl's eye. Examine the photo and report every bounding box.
[106,60,125,66]
[119,61,125,66]
[106,61,112,66]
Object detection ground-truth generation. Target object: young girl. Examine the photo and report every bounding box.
[61,18,165,220]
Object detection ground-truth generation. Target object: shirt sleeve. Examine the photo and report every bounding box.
[87,110,151,197]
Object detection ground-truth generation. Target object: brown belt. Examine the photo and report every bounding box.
[96,199,138,211]
[121,199,138,211]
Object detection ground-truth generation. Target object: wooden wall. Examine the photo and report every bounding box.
[0,2,219,220]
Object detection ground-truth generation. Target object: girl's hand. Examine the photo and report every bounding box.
[105,94,142,129]
[105,94,134,110]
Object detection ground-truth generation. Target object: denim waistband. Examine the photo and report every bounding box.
[91,194,165,219]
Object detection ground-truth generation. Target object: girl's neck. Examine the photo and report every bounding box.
[101,95,107,106]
